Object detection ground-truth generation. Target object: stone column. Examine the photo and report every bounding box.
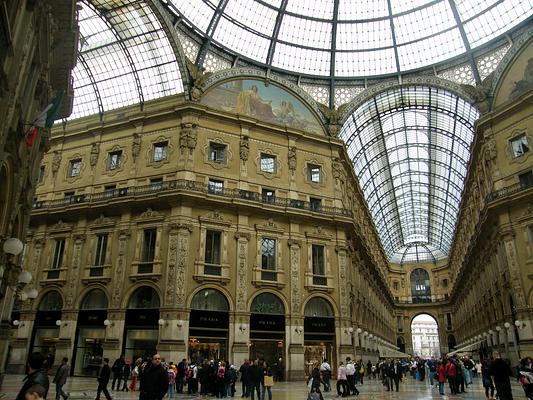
[287,239,304,380]
[502,234,527,308]
[7,310,35,374]
[103,310,125,362]
[110,230,130,309]
[55,311,78,369]
[233,233,251,364]
[64,234,85,310]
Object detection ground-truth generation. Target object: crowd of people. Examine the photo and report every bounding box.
[13,351,533,400]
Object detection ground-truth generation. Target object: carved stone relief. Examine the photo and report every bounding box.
[503,237,526,308]
[179,123,198,155]
[111,230,130,308]
[336,246,349,317]
[90,142,100,168]
[288,239,301,314]
[288,146,297,171]
[51,151,61,174]
[240,136,249,162]
[65,235,85,309]
[235,233,250,312]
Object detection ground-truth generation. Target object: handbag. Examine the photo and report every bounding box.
[264,375,274,387]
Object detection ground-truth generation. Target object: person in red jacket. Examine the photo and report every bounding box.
[444,358,458,395]
[436,360,447,395]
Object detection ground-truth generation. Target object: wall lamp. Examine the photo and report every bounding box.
[356,328,362,334]
[56,320,67,327]
[1,238,35,300]
[177,320,184,328]
[515,320,526,329]
[239,325,246,333]
[504,322,511,330]
[363,331,368,336]
[495,326,501,332]
[158,318,167,327]
[295,326,303,335]
[103,319,114,327]
[12,320,25,328]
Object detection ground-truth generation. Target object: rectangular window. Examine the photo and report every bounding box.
[107,150,122,170]
[208,142,226,163]
[312,244,326,285]
[153,141,168,161]
[94,234,108,266]
[38,166,45,183]
[261,238,277,281]
[528,225,533,247]
[139,228,156,273]
[307,164,321,183]
[446,313,452,330]
[150,177,163,191]
[205,230,222,275]
[393,281,399,291]
[64,191,75,204]
[511,134,529,157]
[309,197,322,211]
[260,153,276,173]
[519,171,533,187]
[397,316,403,332]
[104,185,116,198]
[262,188,275,203]
[69,159,82,177]
[51,239,65,269]
[208,179,224,195]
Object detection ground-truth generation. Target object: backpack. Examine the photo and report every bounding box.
[228,368,237,382]
[217,366,225,379]
[186,367,194,379]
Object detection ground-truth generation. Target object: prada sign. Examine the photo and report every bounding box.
[189,310,229,329]
[304,317,335,333]
[250,313,285,331]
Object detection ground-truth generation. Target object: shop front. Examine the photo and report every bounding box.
[188,288,229,365]
[249,293,285,367]
[303,297,336,377]
[73,289,107,376]
[123,286,160,361]
[30,291,63,367]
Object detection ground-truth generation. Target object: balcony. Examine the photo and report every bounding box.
[488,179,533,202]
[32,179,352,218]
[395,294,449,304]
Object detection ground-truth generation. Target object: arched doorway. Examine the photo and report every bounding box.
[411,314,440,357]
[188,288,229,364]
[31,291,63,366]
[124,286,160,361]
[249,293,285,366]
[73,289,108,376]
[410,268,431,303]
[303,297,335,377]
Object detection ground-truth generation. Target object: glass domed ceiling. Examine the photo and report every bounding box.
[174,0,531,77]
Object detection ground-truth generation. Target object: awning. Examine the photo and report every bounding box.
[446,340,482,357]
[378,346,411,359]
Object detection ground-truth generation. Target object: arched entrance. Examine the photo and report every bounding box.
[411,314,440,357]
[303,297,335,377]
[31,291,63,366]
[188,288,229,364]
[73,289,108,376]
[123,286,160,361]
[249,292,285,366]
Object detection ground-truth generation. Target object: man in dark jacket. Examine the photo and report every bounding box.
[490,352,514,400]
[139,353,168,400]
[96,358,112,400]
[16,352,50,400]
[53,357,70,400]
[247,359,262,400]
[111,354,125,391]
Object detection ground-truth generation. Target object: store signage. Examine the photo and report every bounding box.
[125,309,159,326]
[35,310,62,326]
[250,313,285,331]
[78,310,107,326]
[304,317,335,333]
[189,310,229,329]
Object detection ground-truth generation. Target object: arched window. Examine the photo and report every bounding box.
[448,334,457,351]
[397,337,405,353]
[190,289,229,311]
[128,286,160,309]
[251,293,284,315]
[81,289,108,310]
[411,314,441,357]
[410,268,431,303]
[304,297,333,317]
[38,291,63,311]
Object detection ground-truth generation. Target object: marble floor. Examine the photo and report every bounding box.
[0,375,526,399]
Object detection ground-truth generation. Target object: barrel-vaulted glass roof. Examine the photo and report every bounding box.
[173,0,531,77]
[70,0,184,120]
[340,86,480,263]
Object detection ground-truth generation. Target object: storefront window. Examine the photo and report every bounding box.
[32,328,60,365]
[124,329,158,362]
[74,328,104,376]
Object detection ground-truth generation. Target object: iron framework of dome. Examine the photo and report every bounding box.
[340,85,479,263]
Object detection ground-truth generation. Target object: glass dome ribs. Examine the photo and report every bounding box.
[172,0,532,78]
[70,0,184,120]
[340,86,479,263]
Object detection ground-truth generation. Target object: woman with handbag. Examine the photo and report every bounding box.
[261,361,274,400]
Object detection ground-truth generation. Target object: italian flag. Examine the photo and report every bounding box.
[25,92,64,147]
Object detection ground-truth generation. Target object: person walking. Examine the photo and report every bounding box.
[167,364,176,398]
[53,357,70,400]
[239,359,250,398]
[336,362,348,397]
[111,355,125,391]
[261,362,273,400]
[120,360,131,391]
[490,353,513,400]
[95,358,112,400]
[427,357,437,387]
[16,352,50,400]
[345,358,358,396]
[319,359,331,392]
[436,360,446,395]
[248,360,262,400]
[307,367,325,400]
[481,359,495,399]
[138,353,169,400]
[445,358,458,395]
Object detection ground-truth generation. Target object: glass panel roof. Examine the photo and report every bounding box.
[339,86,479,263]
[69,0,184,120]
[172,0,532,77]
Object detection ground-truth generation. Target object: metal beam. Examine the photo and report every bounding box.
[195,0,230,68]
[266,0,288,66]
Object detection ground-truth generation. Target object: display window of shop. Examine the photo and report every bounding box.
[73,289,108,376]
[31,291,63,366]
[303,297,335,377]
[189,288,229,365]
[124,286,160,361]
[250,293,285,367]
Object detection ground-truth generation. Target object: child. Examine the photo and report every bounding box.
[25,385,46,400]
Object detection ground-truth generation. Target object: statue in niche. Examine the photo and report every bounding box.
[239,136,249,161]
[318,103,348,137]
[288,146,297,171]
[180,123,197,155]
[89,142,99,167]
[51,151,61,174]
[132,132,141,159]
